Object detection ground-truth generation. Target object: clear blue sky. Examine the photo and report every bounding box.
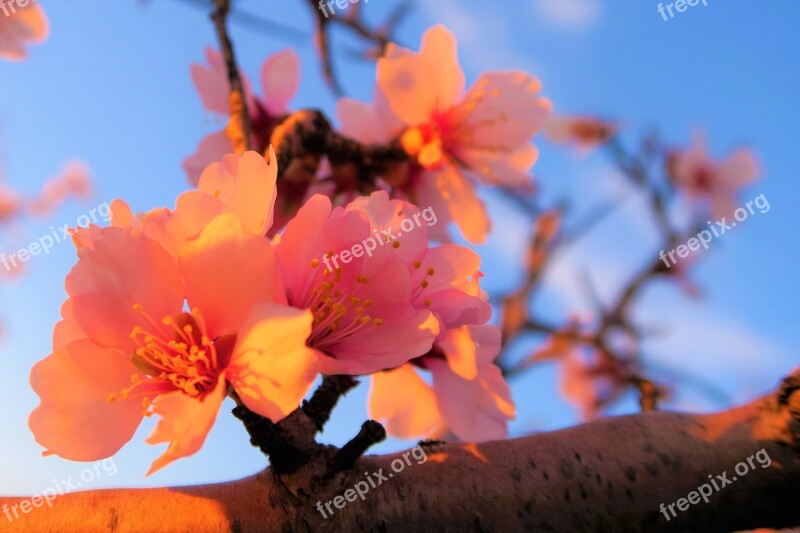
[1,0,798,493]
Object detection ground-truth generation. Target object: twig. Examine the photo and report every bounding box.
[302,375,359,432]
[211,0,253,151]
[334,420,387,470]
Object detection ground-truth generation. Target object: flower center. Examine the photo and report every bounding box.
[692,164,716,193]
[109,306,229,409]
[296,257,384,350]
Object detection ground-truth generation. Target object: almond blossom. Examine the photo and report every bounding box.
[183,47,300,184]
[355,193,514,441]
[273,192,440,375]
[338,25,551,243]
[0,1,47,60]
[668,136,759,220]
[543,114,616,154]
[28,161,93,216]
[30,152,319,474]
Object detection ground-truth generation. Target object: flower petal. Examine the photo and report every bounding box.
[198,149,279,235]
[377,25,464,124]
[66,227,183,351]
[145,374,227,475]
[226,303,318,422]
[368,365,442,439]
[29,339,144,461]
[179,212,285,338]
[439,324,502,380]
[261,49,300,115]
[190,47,254,115]
[182,130,233,186]
[430,359,514,442]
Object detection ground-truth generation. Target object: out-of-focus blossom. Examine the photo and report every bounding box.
[339,25,551,243]
[359,193,514,441]
[30,151,319,474]
[0,2,47,60]
[0,183,22,223]
[544,114,616,153]
[668,136,759,220]
[184,47,300,185]
[558,347,630,421]
[273,192,439,375]
[29,161,93,216]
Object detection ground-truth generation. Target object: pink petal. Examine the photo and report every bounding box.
[461,145,539,186]
[719,149,759,188]
[182,130,233,186]
[459,72,551,149]
[179,212,285,338]
[434,166,490,244]
[145,375,227,475]
[377,25,464,124]
[53,299,85,349]
[66,227,183,351]
[368,365,442,439]
[140,190,225,261]
[336,89,404,144]
[226,303,317,422]
[261,49,300,115]
[197,149,279,235]
[0,3,48,60]
[430,359,515,442]
[29,339,145,461]
[438,324,501,380]
[190,47,253,115]
[318,258,439,375]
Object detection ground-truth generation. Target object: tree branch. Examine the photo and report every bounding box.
[211,0,253,152]
[4,367,798,532]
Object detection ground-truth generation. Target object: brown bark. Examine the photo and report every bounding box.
[2,369,798,533]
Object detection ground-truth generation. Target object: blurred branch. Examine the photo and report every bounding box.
[210,0,253,152]
[303,0,410,94]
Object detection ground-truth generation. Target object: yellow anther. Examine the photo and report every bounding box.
[350,296,360,304]
[356,275,369,284]
[392,241,401,249]
[107,393,117,403]
[131,374,140,383]
[413,261,422,269]
[427,267,435,276]
[373,318,383,326]
[421,280,429,289]
[363,299,373,307]
[423,298,432,306]
[311,258,321,268]
[132,304,143,312]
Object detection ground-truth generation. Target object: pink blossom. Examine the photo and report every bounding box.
[669,136,759,220]
[183,48,300,184]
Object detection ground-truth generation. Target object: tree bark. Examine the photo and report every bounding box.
[3,368,799,533]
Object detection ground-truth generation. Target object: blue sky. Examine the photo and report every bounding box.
[1,0,798,494]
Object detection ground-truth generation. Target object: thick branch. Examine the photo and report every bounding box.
[3,368,799,532]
